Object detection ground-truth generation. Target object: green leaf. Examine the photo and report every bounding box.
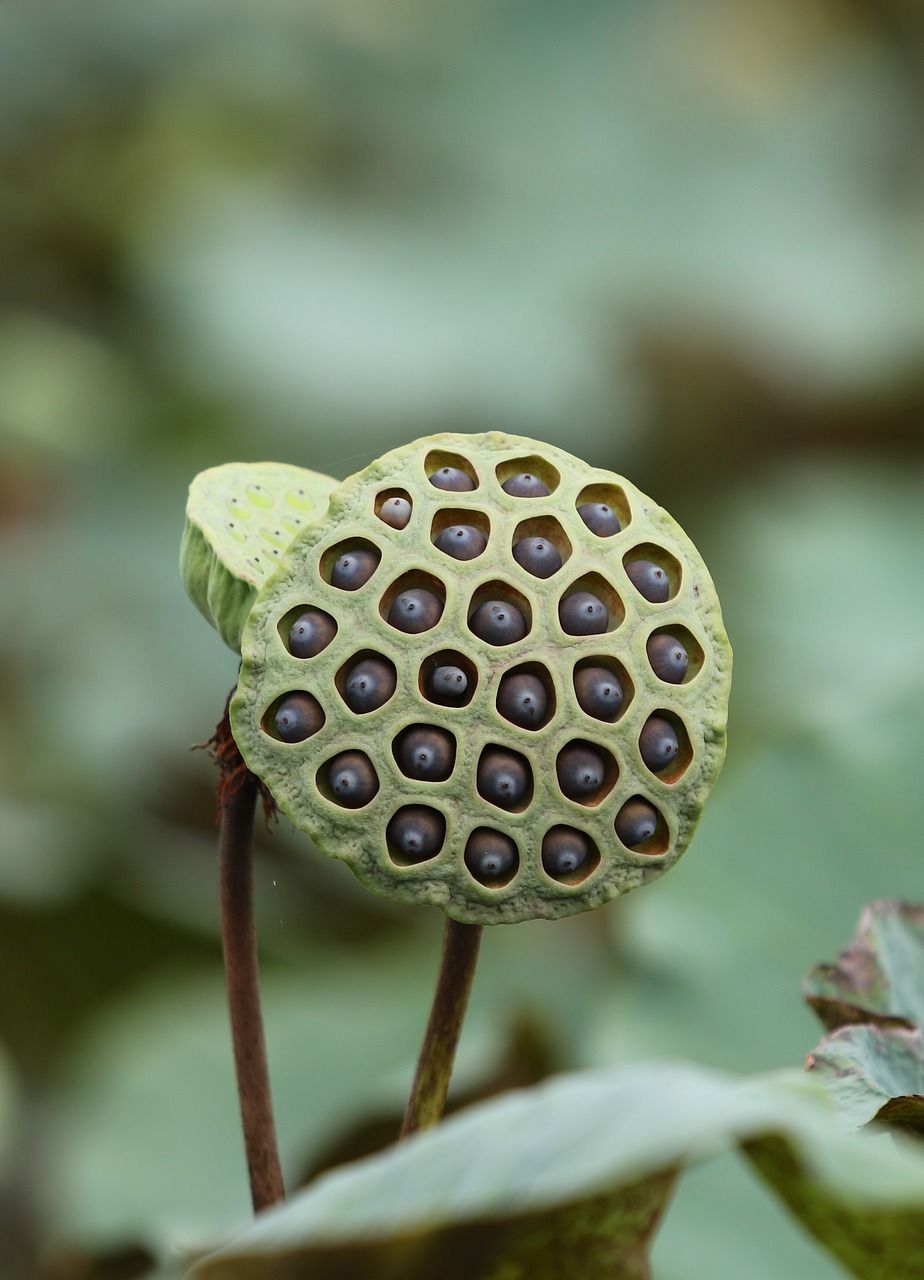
[806,1025,924,1133]
[803,901,924,1143]
[191,1063,924,1280]
[804,900,924,1033]
[181,462,337,650]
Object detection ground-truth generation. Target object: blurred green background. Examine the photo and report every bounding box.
[1,1,922,1276]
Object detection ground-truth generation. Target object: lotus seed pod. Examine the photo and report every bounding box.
[626,559,669,603]
[181,462,337,650]
[512,537,562,579]
[578,502,620,537]
[327,751,379,808]
[289,609,337,659]
[435,525,488,561]
[646,633,688,684]
[231,432,731,925]
[274,693,324,743]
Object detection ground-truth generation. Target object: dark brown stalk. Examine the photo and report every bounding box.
[202,692,285,1214]
[218,768,285,1211]
[400,918,483,1139]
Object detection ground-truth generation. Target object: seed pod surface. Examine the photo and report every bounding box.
[231,432,731,924]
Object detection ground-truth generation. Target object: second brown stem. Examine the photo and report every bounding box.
[219,769,285,1211]
[400,918,483,1139]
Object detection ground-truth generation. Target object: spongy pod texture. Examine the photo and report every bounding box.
[181,462,338,650]
[231,433,732,925]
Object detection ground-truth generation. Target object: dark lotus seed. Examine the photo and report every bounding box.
[639,716,679,773]
[476,748,530,808]
[502,473,550,498]
[387,806,445,862]
[556,744,605,801]
[512,536,562,579]
[429,466,475,492]
[647,633,689,684]
[574,666,624,721]
[378,496,411,529]
[397,726,455,781]
[327,751,379,808]
[344,656,396,713]
[615,798,659,847]
[274,693,323,742]
[626,559,669,603]
[388,588,444,633]
[542,827,591,878]
[465,830,517,883]
[331,546,379,590]
[435,524,487,561]
[496,672,548,727]
[429,664,468,701]
[469,599,528,646]
[578,502,621,537]
[288,608,336,658]
[559,590,608,635]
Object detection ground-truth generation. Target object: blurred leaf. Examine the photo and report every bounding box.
[803,901,924,1137]
[806,1024,924,1133]
[191,1063,924,1280]
[652,1152,846,1280]
[804,900,924,1032]
[48,917,605,1247]
[712,463,924,747]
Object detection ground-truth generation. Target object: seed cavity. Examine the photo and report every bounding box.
[496,664,555,730]
[623,544,681,603]
[266,692,325,743]
[336,652,397,714]
[556,740,617,806]
[393,725,456,782]
[284,607,337,659]
[376,489,413,529]
[322,750,379,808]
[323,538,381,591]
[387,806,446,864]
[464,829,518,886]
[468,582,531,647]
[476,745,533,811]
[572,659,632,722]
[615,797,667,853]
[541,826,600,884]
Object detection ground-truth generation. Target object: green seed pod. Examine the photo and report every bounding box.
[181,462,337,650]
[231,432,732,924]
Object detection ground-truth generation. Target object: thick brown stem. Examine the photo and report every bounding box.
[400,919,483,1139]
[219,770,285,1211]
